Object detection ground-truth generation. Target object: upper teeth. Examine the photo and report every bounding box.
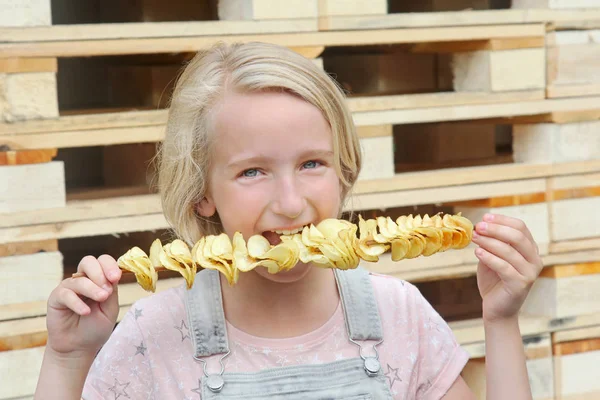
[274,226,305,235]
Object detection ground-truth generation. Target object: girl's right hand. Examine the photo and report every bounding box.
[45,254,122,359]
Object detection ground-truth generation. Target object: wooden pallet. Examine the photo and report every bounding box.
[3,0,600,398]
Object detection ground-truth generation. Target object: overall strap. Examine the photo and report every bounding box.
[334,266,384,341]
[185,268,229,358]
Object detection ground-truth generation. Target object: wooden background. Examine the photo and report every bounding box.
[1,0,600,398]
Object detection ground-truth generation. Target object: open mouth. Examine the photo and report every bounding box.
[262,225,307,246]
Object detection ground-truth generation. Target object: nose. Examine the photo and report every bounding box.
[271,175,306,219]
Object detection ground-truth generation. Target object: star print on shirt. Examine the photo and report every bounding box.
[175,319,191,342]
[108,378,130,399]
[134,308,143,320]
[384,364,401,388]
[135,341,147,356]
[191,378,203,398]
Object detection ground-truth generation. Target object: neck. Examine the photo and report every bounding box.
[220,265,340,339]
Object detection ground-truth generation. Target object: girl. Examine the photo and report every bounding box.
[35,42,543,399]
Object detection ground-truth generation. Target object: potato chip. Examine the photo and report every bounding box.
[117,246,157,292]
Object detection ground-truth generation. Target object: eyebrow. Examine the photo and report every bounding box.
[226,150,334,170]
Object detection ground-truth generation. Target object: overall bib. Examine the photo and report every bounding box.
[184,267,394,399]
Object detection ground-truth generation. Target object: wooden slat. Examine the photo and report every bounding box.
[353,160,600,195]
[554,338,600,356]
[0,240,57,257]
[539,262,600,279]
[554,325,600,344]
[0,161,65,214]
[550,237,600,254]
[0,24,546,57]
[547,83,600,98]
[321,9,600,30]
[410,37,544,54]
[447,186,600,207]
[0,19,319,42]
[0,149,56,165]
[0,57,56,73]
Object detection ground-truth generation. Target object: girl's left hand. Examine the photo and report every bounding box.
[471,213,544,323]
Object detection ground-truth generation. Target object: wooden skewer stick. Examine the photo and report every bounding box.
[71,265,170,279]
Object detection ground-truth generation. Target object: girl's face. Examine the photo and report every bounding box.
[197,90,343,283]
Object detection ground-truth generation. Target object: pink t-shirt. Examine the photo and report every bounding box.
[82,272,469,399]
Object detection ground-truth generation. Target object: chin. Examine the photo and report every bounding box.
[254,261,314,284]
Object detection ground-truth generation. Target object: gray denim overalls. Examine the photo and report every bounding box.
[184,267,394,399]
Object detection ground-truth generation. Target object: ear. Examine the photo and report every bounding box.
[196,196,216,218]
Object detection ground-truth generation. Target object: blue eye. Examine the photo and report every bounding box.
[242,169,260,177]
[303,160,320,169]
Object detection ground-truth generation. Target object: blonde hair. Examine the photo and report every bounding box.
[156,41,361,245]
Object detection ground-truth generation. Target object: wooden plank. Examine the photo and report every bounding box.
[0,72,58,123]
[0,161,65,213]
[0,0,51,27]
[0,213,168,244]
[0,24,546,57]
[218,0,318,20]
[0,346,45,399]
[0,20,319,43]
[554,325,600,344]
[513,0,600,8]
[0,194,162,229]
[522,272,600,319]
[356,125,392,139]
[540,262,600,279]
[353,159,600,195]
[547,83,600,98]
[357,136,394,180]
[410,37,545,53]
[513,121,600,164]
[0,252,62,306]
[452,48,545,92]
[320,9,600,30]
[319,0,387,16]
[351,179,547,211]
[554,338,600,356]
[547,40,600,91]
[0,58,56,73]
[553,350,600,400]
[0,148,56,165]
[0,239,57,257]
[447,186,600,207]
[550,237,600,254]
[352,95,597,126]
[552,197,600,242]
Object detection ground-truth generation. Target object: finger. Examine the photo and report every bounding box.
[475,247,522,284]
[480,213,534,243]
[475,220,539,265]
[98,254,122,284]
[472,232,529,277]
[63,275,111,303]
[77,256,113,293]
[48,286,91,316]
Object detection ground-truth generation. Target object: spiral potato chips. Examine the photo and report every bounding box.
[113,213,473,292]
